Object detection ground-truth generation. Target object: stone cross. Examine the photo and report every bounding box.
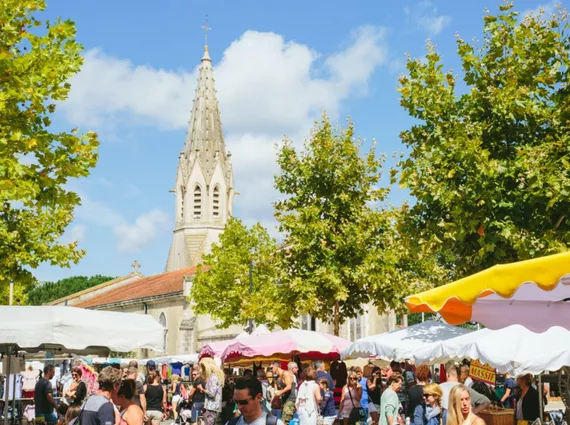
[131,260,141,273]
[201,15,211,46]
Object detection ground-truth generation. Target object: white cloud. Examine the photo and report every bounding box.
[405,1,452,35]
[523,1,561,20]
[61,26,388,234]
[69,224,87,244]
[114,210,170,254]
[75,193,170,253]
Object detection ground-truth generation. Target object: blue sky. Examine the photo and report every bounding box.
[35,0,564,282]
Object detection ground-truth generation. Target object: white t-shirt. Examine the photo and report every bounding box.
[296,381,319,413]
[464,377,473,388]
[236,412,284,425]
[22,369,40,392]
[440,381,457,410]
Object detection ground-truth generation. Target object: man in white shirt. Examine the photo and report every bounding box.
[230,377,283,425]
[440,364,490,414]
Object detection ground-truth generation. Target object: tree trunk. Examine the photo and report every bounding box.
[333,301,340,336]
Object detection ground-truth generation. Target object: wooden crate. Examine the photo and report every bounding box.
[479,409,515,425]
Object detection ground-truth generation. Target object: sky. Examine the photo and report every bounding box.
[35,0,565,282]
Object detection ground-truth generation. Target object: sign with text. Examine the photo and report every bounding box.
[470,359,496,385]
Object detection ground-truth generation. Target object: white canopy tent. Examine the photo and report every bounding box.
[140,353,199,365]
[0,306,166,425]
[413,324,570,376]
[341,320,471,361]
[0,306,166,355]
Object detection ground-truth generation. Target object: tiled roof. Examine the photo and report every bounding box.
[76,267,197,309]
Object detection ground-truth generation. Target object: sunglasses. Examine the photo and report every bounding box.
[423,394,432,398]
[349,378,357,381]
[235,398,252,406]
[72,374,79,378]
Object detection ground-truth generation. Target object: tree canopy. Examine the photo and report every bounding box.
[0,0,99,304]
[27,275,115,305]
[397,3,570,277]
[190,217,293,330]
[274,115,427,334]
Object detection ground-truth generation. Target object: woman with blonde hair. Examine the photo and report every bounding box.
[447,385,485,425]
[413,383,446,425]
[199,358,224,425]
[170,374,182,422]
[337,371,363,425]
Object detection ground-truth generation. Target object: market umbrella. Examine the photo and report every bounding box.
[199,324,270,359]
[220,329,350,362]
[412,325,570,376]
[340,320,471,361]
[405,251,570,331]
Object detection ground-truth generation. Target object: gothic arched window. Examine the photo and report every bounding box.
[212,185,220,218]
[193,185,202,218]
[158,312,168,351]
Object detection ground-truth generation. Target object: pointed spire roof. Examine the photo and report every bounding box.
[183,45,229,185]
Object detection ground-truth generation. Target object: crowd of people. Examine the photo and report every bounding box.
[23,357,551,425]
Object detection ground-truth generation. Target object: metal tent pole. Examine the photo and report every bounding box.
[538,374,544,424]
[3,346,12,425]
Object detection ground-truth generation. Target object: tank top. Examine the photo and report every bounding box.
[279,374,297,404]
[345,387,361,409]
[119,410,128,425]
[146,384,164,411]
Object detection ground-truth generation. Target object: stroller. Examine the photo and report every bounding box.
[176,398,194,425]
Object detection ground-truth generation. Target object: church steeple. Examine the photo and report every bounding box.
[182,44,231,187]
[165,42,234,272]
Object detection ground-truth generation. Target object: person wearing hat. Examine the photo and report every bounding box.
[130,359,157,415]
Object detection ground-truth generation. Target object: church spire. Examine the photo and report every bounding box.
[182,34,229,186]
[165,38,235,272]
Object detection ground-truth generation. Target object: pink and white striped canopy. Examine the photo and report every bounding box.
[219,329,351,362]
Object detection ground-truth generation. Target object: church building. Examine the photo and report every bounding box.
[51,44,397,356]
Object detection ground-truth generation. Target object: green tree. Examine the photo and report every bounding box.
[27,275,115,305]
[1,0,99,304]
[190,217,293,330]
[396,3,570,277]
[275,115,413,335]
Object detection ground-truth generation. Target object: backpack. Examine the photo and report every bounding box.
[228,413,278,425]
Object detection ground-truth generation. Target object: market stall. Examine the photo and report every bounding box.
[340,320,471,361]
[219,328,350,363]
[405,251,570,423]
[412,325,570,376]
[0,305,166,425]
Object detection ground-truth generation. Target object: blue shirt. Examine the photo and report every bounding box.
[320,389,336,417]
[359,377,369,409]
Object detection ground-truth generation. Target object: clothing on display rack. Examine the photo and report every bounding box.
[7,374,23,400]
[330,360,347,388]
[22,367,40,398]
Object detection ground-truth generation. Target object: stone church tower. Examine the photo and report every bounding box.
[165,45,234,271]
